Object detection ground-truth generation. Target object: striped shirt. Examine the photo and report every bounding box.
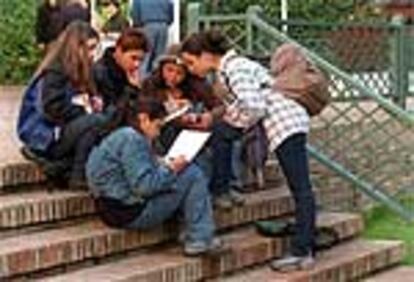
[218,49,310,151]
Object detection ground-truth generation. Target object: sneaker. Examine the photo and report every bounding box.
[229,188,246,206]
[20,147,49,166]
[270,254,315,272]
[184,238,225,256]
[213,194,233,210]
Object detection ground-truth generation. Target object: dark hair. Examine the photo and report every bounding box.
[141,57,188,101]
[102,0,120,8]
[101,93,167,138]
[180,29,230,56]
[116,28,149,53]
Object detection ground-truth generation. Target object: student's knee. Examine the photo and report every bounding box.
[175,164,208,191]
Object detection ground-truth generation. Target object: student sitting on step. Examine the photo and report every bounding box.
[141,47,219,150]
[17,21,107,189]
[86,95,223,256]
[93,28,148,111]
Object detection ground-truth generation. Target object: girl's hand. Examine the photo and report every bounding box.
[166,155,188,173]
[91,96,104,112]
[189,112,213,130]
[180,113,200,126]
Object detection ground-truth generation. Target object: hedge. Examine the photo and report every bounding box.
[0,1,40,85]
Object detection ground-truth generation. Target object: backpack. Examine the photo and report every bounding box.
[271,43,330,116]
[17,75,58,152]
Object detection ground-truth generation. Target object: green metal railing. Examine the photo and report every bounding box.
[264,18,414,107]
[187,3,414,222]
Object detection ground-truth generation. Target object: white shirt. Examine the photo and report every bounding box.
[218,49,310,151]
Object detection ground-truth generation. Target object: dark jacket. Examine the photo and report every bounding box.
[93,48,140,108]
[58,3,90,32]
[17,62,82,152]
[35,3,61,45]
[35,3,90,45]
[41,62,86,125]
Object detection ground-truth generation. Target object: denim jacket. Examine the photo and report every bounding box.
[86,127,178,205]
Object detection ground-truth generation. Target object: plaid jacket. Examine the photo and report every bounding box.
[219,50,309,151]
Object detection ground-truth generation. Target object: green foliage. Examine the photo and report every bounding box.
[0,1,41,84]
[363,196,414,265]
[191,0,381,22]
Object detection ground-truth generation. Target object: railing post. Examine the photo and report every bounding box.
[391,19,408,108]
[187,3,201,35]
[246,6,262,55]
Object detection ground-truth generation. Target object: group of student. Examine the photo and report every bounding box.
[17,18,317,270]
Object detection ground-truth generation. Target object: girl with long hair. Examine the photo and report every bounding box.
[17,21,105,189]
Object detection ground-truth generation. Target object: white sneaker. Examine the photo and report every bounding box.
[184,238,225,256]
[270,254,315,272]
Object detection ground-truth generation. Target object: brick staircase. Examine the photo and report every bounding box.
[0,91,408,281]
[0,160,405,281]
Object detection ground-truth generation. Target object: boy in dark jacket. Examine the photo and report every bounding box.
[93,28,148,109]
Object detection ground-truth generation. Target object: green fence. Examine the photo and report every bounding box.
[265,19,414,107]
[187,3,414,221]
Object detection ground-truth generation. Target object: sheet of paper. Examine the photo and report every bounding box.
[162,104,191,125]
[164,130,211,163]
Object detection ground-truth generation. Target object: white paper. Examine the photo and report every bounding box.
[162,104,191,125]
[164,130,211,163]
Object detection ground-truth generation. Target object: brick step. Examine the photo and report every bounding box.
[221,240,404,282]
[0,190,94,229]
[364,266,414,281]
[0,183,341,230]
[0,188,306,278]
[0,162,44,189]
[41,213,362,282]
[0,160,283,190]
[39,212,363,282]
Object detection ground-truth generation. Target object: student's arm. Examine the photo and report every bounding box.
[120,132,178,198]
[41,69,85,124]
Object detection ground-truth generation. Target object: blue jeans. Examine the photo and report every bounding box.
[127,164,215,244]
[209,121,243,195]
[275,133,316,256]
[141,22,169,77]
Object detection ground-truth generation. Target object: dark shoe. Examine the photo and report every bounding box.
[270,254,315,272]
[20,147,49,166]
[68,180,89,191]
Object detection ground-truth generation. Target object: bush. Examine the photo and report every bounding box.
[0,1,41,85]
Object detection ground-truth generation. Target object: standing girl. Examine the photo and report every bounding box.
[179,30,316,270]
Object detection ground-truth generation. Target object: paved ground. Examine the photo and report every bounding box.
[0,86,25,164]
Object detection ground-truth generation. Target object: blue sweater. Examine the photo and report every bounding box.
[131,0,174,26]
[86,127,177,205]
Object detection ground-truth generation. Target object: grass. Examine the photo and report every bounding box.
[362,196,414,265]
